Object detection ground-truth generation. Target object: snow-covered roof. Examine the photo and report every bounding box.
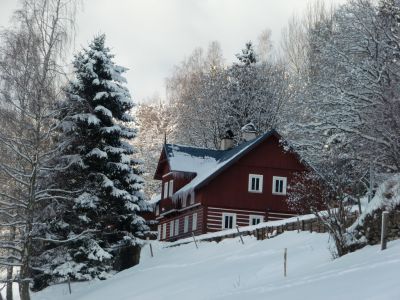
[165,144,222,174]
[164,130,280,197]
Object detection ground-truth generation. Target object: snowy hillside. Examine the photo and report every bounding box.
[33,231,400,300]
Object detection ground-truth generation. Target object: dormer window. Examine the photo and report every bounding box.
[155,204,159,216]
[163,181,168,199]
[168,180,174,197]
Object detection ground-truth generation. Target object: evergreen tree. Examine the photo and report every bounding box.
[223,41,286,138]
[235,41,257,65]
[32,34,148,289]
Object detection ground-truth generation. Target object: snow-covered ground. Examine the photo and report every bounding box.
[32,231,400,300]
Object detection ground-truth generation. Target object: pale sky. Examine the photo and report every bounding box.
[0,0,347,103]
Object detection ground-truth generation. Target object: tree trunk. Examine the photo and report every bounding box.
[6,226,15,300]
[19,281,30,300]
[19,156,37,300]
[6,267,13,300]
[19,241,32,300]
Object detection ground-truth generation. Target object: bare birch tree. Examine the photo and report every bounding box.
[0,1,77,299]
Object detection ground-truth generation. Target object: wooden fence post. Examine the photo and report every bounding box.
[192,232,199,249]
[297,218,300,233]
[236,225,244,244]
[284,248,287,277]
[381,211,389,250]
[146,236,153,257]
[67,276,72,294]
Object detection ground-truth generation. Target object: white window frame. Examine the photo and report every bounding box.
[184,215,189,233]
[157,225,161,240]
[192,213,198,231]
[174,219,179,236]
[248,174,263,193]
[272,176,287,195]
[163,181,168,199]
[222,213,236,230]
[189,193,194,205]
[155,204,159,216]
[162,223,167,239]
[169,220,174,237]
[168,180,174,197]
[249,215,263,226]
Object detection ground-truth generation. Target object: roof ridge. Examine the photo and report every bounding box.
[166,143,223,152]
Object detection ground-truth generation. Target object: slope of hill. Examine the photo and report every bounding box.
[33,231,400,300]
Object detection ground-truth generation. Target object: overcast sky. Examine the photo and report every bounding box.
[0,0,346,103]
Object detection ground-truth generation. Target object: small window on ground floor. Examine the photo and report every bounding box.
[192,213,198,231]
[169,220,174,237]
[174,218,179,236]
[222,213,236,230]
[249,215,263,226]
[184,215,189,233]
[162,223,167,240]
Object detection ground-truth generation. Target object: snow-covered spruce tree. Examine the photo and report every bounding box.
[32,34,148,289]
[236,41,257,65]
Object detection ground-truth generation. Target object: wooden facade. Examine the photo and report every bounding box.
[154,130,307,241]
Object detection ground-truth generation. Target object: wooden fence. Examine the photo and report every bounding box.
[167,211,358,247]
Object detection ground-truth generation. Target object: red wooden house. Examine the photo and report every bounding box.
[153,129,307,241]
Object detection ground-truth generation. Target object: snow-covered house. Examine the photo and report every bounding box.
[153,129,308,241]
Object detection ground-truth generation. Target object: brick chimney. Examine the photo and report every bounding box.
[220,130,234,150]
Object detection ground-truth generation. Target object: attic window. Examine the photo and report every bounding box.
[182,197,186,208]
[163,182,168,199]
[187,193,194,205]
[168,180,174,197]
[248,174,263,193]
[272,176,287,195]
